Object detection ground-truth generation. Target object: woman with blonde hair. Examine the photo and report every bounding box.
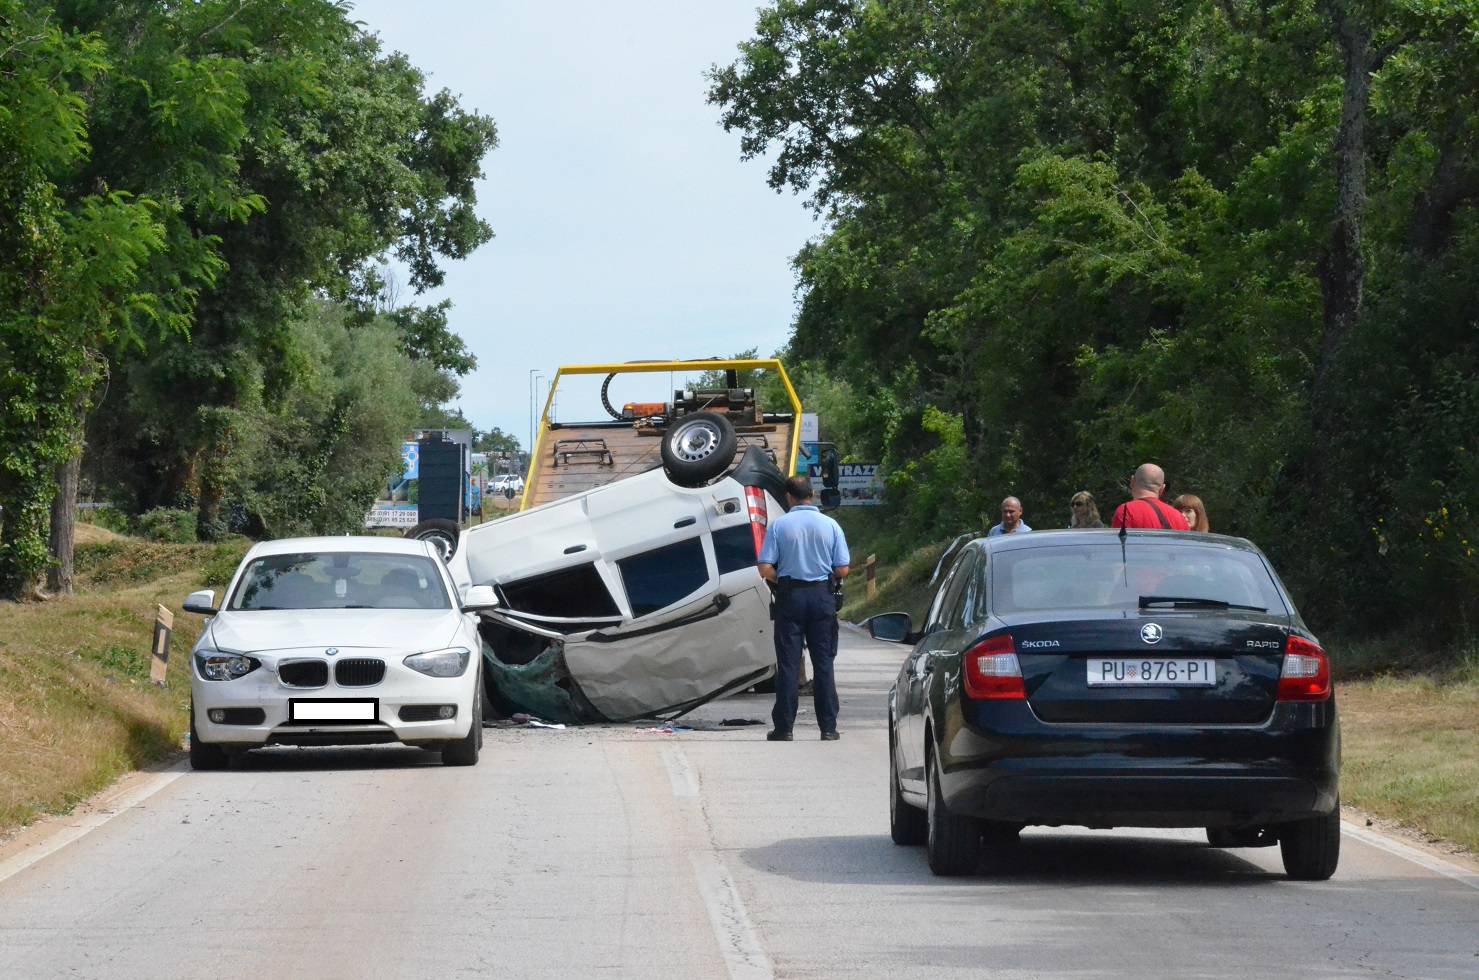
[1173,493,1210,532]
[1068,490,1104,528]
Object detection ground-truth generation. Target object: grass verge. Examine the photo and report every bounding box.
[832,509,1479,855]
[1337,668,1479,854]
[0,533,249,835]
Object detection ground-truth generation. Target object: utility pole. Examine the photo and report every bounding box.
[527,368,539,454]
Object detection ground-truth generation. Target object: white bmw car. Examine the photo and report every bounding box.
[182,536,494,769]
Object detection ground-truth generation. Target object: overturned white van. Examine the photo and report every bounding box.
[431,360,803,722]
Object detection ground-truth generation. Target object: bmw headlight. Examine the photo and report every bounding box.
[195,651,261,682]
[403,647,471,678]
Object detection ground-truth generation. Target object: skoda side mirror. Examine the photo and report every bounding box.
[863,612,913,643]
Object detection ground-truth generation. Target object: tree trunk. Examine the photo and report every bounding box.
[46,452,81,595]
[1313,3,1373,409]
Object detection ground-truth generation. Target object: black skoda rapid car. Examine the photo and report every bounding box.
[871,529,1339,879]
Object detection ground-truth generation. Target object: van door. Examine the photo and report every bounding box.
[583,469,719,622]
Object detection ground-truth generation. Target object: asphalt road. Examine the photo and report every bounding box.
[1,629,1476,979]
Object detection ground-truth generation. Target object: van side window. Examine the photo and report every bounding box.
[618,537,708,617]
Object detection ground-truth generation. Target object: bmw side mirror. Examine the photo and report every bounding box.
[462,585,500,612]
[183,589,218,615]
[864,612,913,643]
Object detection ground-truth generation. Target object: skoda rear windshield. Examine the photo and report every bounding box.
[991,542,1289,616]
[229,552,451,611]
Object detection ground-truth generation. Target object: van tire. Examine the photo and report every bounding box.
[661,412,737,487]
[407,518,459,561]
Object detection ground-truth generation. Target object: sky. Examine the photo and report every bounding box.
[348,1,819,448]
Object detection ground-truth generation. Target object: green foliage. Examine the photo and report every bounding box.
[136,508,198,544]
[225,302,427,538]
[81,645,149,679]
[474,427,521,455]
[0,1,498,565]
[713,0,1479,642]
[80,507,132,535]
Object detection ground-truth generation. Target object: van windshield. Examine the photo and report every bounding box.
[229,553,451,611]
[991,542,1288,616]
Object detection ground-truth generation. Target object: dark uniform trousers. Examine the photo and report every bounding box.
[771,584,840,735]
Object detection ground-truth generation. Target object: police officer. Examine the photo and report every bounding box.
[757,475,851,741]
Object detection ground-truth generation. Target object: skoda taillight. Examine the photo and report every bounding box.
[1277,635,1331,701]
[962,634,1025,700]
[745,486,768,557]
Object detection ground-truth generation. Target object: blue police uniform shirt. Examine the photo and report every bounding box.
[987,521,1032,536]
[758,504,850,581]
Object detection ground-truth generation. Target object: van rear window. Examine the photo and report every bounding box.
[618,538,708,617]
[499,563,620,618]
[713,524,758,575]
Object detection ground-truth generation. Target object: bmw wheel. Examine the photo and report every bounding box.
[188,699,229,771]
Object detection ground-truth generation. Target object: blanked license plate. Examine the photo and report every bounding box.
[288,698,378,723]
[1087,659,1216,687]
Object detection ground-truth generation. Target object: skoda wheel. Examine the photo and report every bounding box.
[889,725,927,846]
[661,411,737,487]
[1279,805,1340,880]
[925,747,979,875]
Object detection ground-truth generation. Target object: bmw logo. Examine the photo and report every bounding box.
[325,647,339,657]
[1140,623,1163,645]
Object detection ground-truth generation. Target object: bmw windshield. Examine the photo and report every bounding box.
[228,553,452,611]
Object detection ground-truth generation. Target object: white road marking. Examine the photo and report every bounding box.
[691,851,774,980]
[1342,820,1479,890]
[0,763,187,886]
[662,746,699,799]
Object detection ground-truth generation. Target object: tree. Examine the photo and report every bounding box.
[0,2,223,596]
[68,1,497,537]
[711,0,1479,638]
[474,427,521,455]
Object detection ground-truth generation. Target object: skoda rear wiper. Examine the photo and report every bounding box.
[1139,595,1266,612]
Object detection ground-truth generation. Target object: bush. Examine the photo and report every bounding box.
[136,508,198,544]
[81,506,132,534]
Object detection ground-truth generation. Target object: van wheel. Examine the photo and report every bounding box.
[407,518,459,561]
[926,748,979,875]
[189,700,229,771]
[1280,805,1340,880]
[661,412,737,487]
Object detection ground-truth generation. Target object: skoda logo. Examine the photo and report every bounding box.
[1140,623,1163,645]
[325,647,339,657]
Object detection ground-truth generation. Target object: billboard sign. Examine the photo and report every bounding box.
[364,503,419,528]
[809,463,884,506]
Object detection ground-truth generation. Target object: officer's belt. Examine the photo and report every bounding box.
[776,578,830,591]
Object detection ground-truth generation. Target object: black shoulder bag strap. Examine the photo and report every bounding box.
[1143,498,1173,530]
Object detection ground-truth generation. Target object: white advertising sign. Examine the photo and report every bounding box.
[809,463,885,506]
[799,413,819,443]
[364,504,419,529]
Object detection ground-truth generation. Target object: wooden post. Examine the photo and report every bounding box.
[150,605,173,685]
[865,554,878,600]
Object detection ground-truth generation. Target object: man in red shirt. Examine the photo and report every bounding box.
[1111,463,1191,531]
